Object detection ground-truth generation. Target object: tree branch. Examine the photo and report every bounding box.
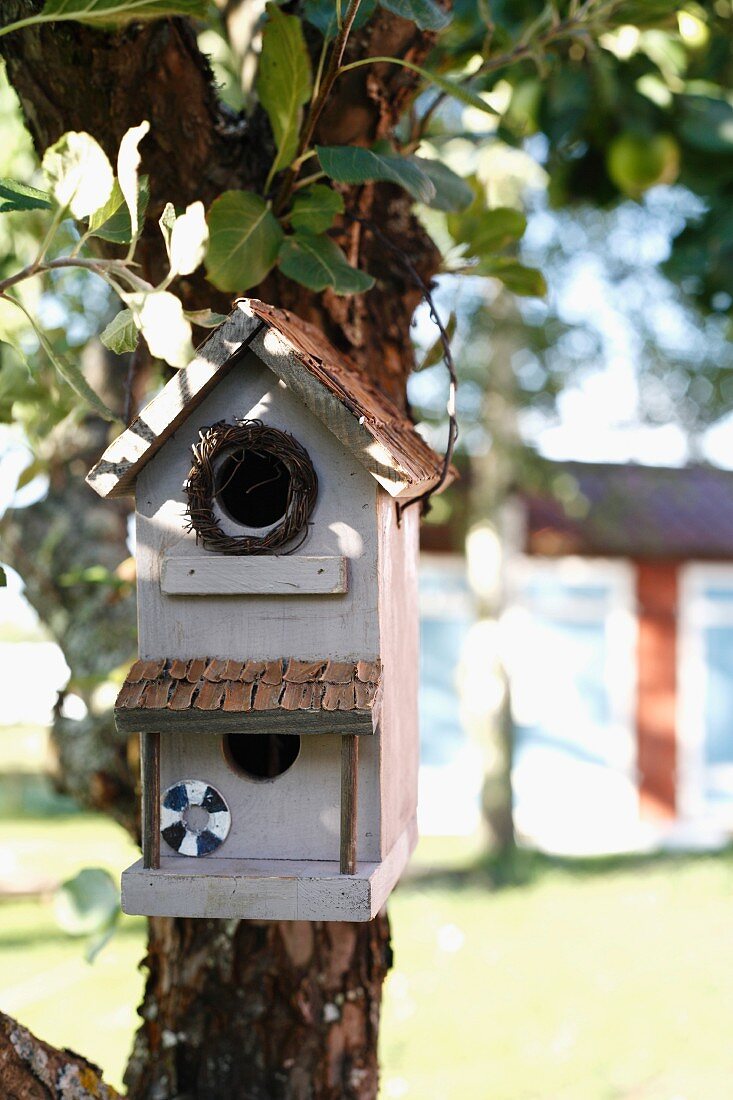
[0,1002,120,1097]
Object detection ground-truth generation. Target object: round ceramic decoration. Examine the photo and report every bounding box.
[160,780,231,857]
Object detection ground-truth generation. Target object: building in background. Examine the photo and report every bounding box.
[509,461,733,853]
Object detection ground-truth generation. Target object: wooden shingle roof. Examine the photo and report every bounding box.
[114,656,382,735]
[86,298,447,502]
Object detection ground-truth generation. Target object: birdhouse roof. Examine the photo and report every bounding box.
[87,299,448,502]
[114,655,382,735]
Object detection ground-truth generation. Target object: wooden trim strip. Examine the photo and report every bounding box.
[140,731,160,870]
[340,734,359,875]
[160,556,349,597]
[115,707,377,736]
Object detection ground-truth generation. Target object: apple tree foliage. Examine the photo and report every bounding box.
[0,0,732,452]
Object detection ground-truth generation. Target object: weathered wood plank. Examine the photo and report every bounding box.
[161,556,349,597]
[121,816,417,921]
[86,309,261,499]
[377,492,421,855]
[340,735,359,875]
[140,731,160,870]
[115,706,377,736]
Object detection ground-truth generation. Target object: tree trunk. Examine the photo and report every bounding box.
[0,6,440,1096]
[465,292,522,856]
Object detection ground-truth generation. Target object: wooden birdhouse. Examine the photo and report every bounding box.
[86,299,448,921]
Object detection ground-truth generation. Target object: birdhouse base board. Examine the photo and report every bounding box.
[121,817,417,922]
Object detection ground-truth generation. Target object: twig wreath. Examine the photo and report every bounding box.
[184,420,318,554]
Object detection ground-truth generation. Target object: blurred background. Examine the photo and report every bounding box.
[6,2,733,1097]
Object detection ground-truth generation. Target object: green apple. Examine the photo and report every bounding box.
[607,132,680,197]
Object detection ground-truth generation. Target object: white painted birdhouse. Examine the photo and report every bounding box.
[87,299,448,921]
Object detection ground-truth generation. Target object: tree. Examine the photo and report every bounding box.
[0,0,706,1096]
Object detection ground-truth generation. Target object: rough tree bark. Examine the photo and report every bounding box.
[0,4,442,1097]
[0,1010,119,1100]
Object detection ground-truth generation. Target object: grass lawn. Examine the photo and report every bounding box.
[2,816,733,1099]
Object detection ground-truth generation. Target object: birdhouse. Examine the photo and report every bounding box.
[86,299,449,922]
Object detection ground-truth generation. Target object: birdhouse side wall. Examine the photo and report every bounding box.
[377,491,421,856]
[134,355,381,660]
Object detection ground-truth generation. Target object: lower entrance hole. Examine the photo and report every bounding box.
[223,732,301,780]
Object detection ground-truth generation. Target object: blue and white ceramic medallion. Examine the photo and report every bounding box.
[161,779,231,857]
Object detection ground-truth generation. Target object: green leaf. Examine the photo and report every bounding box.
[447,184,527,255]
[0,179,52,213]
[379,0,449,32]
[0,324,31,374]
[257,3,312,186]
[303,0,376,40]
[339,57,497,117]
[0,566,6,588]
[0,0,208,37]
[169,201,209,276]
[6,296,119,420]
[126,291,194,367]
[205,190,283,293]
[87,176,150,243]
[411,158,473,212]
[290,184,344,233]
[100,308,139,354]
[54,867,119,938]
[475,257,546,296]
[678,96,733,154]
[279,232,375,294]
[159,201,176,256]
[53,346,120,419]
[42,131,114,219]
[183,308,229,328]
[117,120,149,250]
[316,146,436,204]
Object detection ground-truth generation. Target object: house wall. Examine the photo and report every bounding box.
[635,561,678,821]
[135,352,382,863]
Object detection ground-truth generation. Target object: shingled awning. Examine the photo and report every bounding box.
[114,657,382,735]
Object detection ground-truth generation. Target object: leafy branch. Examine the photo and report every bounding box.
[0,124,213,420]
[0,0,207,39]
[414,0,626,141]
[273,0,363,215]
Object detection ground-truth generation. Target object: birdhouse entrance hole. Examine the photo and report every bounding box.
[216,449,290,529]
[223,732,301,780]
[184,420,318,554]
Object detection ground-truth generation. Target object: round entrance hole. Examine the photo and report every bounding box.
[223,732,301,780]
[215,448,291,529]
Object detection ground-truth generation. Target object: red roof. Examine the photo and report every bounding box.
[521,461,733,560]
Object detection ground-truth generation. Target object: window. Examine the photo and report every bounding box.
[679,564,733,826]
[505,557,638,853]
